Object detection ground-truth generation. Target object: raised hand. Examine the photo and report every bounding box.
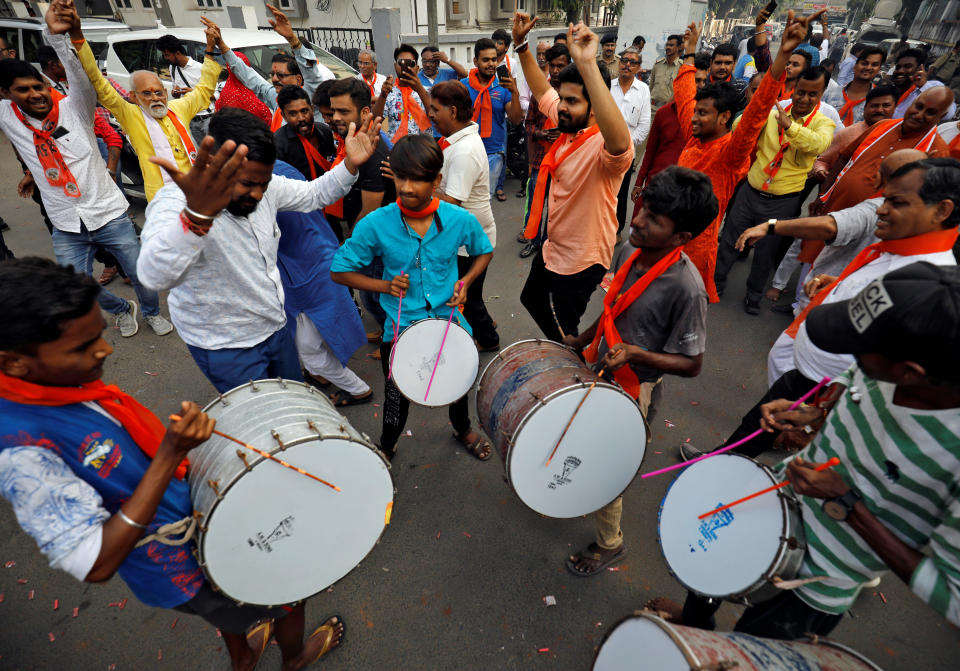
[512,11,538,46]
[46,0,80,37]
[380,75,395,98]
[567,22,599,64]
[342,118,382,173]
[161,401,216,456]
[266,4,297,45]
[779,9,827,55]
[203,19,220,50]
[149,136,249,219]
[682,22,702,58]
[200,16,227,52]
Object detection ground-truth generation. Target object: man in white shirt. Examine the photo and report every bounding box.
[158,33,214,143]
[429,80,500,350]
[0,28,172,339]
[138,107,381,393]
[892,48,958,121]
[611,47,651,236]
[356,48,387,99]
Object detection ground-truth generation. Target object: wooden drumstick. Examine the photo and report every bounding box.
[545,368,606,468]
[169,414,341,492]
[697,457,840,519]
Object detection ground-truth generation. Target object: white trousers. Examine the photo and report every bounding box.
[294,313,370,396]
[767,331,797,388]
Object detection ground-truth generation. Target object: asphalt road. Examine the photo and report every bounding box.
[0,132,957,670]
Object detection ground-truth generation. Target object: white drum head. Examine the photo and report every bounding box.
[594,616,690,671]
[659,454,783,597]
[508,384,646,518]
[201,437,393,606]
[391,319,479,407]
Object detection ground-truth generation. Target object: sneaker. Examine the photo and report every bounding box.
[679,442,705,462]
[145,314,174,336]
[743,297,761,315]
[519,241,540,258]
[116,300,139,337]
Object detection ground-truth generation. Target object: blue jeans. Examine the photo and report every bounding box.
[50,213,160,316]
[186,325,302,393]
[96,137,122,189]
[488,151,505,196]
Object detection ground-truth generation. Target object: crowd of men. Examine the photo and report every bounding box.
[0,0,959,668]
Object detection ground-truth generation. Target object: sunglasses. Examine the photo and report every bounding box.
[619,58,640,66]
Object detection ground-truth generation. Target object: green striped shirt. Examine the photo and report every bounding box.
[793,365,960,626]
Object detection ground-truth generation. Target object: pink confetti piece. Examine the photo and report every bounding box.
[53,599,59,610]
[108,601,121,608]
[664,419,676,428]
[0,593,5,603]
[72,607,79,618]
[216,629,222,638]
[877,592,887,604]
[48,632,55,642]
[690,401,700,406]
[462,532,471,538]
[108,665,117,670]
[436,531,441,539]
[170,617,178,629]
[157,648,163,660]
[17,578,27,584]
[4,561,14,568]
[143,371,158,376]
[28,589,35,600]
[118,598,127,609]
[595,621,603,627]
[654,450,663,454]
[538,648,550,653]
[403,430,413,436]
[607,567,620,572]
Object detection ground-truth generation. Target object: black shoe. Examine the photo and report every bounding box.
[519,241,539,258]
[0,220,8,232]
[679,442,705,461]
[770,304,794,315]
[743,297,761,315]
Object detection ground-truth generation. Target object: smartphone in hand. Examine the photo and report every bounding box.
[762,0,777,14]
[496,64,510,80]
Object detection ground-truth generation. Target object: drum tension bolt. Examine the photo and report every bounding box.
[249,379,259,391]
[207,479,222,499]
[338,424,346,435]
[307,419,322,435]
[271,429,287,450]
[236,449,252,471]
[528,390,546,407]
[277,377,287,389]
[217,392,228,406]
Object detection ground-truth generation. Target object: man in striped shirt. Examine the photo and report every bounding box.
[653,261,960,638]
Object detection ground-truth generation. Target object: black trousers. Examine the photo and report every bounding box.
[714,368,818,459]
[378,340,471,455]
[714,182,804,299]
[520,249,606,341]
[682,589,843,639]
[457,256,499,349]
[616,164,636,234]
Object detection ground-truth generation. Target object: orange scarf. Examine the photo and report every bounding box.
[948,127,960,159]
[784,227,960,338]
[897,84,917,106]
[323,136,346,219]
[165,109,197,163]
[0,373,187,479]
[438,137,450,150]
[537,117,558,148]
[469,69,496,138]
[523,125,601,239]
[391,87,431,142]
[397,196,439,218]
[361,73,378,99]
[837,86,867,126]
[297,134,333,179]
[270,107,284,132]
[583,246,685,399]
[13,98,81,199]
[761,101,820,190]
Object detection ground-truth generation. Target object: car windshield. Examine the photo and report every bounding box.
[858,29,899,45]
[233,42,356,80]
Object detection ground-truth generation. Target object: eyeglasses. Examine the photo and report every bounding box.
[619,58,640,66]
[357,60,374,67]
[137,89,166,98]
[271,71,297,80]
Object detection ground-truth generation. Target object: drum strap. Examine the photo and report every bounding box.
[134,515,197,549]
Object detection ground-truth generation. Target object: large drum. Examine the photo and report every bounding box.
[476,340,647,518]
[658,453,805,604]
[189,379,394,607]
[390,318,479,407]
[594,612,883,670]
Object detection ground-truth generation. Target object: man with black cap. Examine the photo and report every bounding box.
[598,33,620,80]
[651,261,960,636]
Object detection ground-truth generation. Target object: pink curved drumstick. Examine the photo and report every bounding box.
[424,281,463,402]
[387,271,407,381]
[640,376,831,479]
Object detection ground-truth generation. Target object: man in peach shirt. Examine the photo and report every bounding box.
[513,14,633,340]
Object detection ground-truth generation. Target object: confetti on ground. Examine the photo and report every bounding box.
[877,591,887,604]
[108,665,117,670]
[690,401,700,406]
[144,371,158,376]
[53,599,59,610]
[48,632,55,642]
[403,430,413,436]
[607,567,620,572]
[170,617,178,628]
[664,419,676,428]
[462,532,471,538]
[595,622,603,627]
[28,590,35,600]
[0,594,4,603]
[654,451,663,455]
[157,648,163,660]
[216,629,223,638]
[4,561,14,568]
[538,648,550,653]
[72,607,79,618]
[436,531,441,539]
[542,595,556,606]
[17,578,27,584]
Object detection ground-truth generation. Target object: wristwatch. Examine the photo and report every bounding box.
[766,218,778,236]
[822,490,861,521]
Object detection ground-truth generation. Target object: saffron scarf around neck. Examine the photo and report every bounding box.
[837,86,868,126]
[0,373,186,479]
[469,69,496,138]
[391,87,431,142]
[761,101,820,190]
[323,136,347,219]
[583,246,685,399]
[397,196,439,219]
[13,98,81,198]
[523,125,601,239]
[784,226,960,338]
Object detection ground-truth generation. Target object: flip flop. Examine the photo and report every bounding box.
[453,431,492,461]
[245,619,273,667]
[565,543,626,577]
[495,191,507,202]
[308,615,345,663]
[330,390,374,407]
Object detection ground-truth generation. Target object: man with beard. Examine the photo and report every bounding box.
[373,44,432,142]
[273,85,337,189]
[138,108,381,393]
[202,10,332,133]
[671,11,822,303]
[892,48,956,121]
[713,64,835,313]
[61,0,219,203]
[0,14,172,340]
[512,17,633,341]
[822,46,885,126]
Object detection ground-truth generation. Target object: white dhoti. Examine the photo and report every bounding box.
[767,331,796,388]
[294,313,370,396]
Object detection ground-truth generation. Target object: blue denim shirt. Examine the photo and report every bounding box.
[331,201,493,340]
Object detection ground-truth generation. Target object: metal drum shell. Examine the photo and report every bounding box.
[657,453,806,605]
[188,379,393,607]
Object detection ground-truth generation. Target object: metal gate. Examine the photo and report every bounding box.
[260,26,373,69]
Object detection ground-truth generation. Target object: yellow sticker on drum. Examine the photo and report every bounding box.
[384,501,393,525]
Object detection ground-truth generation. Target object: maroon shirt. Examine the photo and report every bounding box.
[634,101,684,190]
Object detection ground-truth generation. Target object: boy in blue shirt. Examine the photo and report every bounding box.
[331,135,495,460]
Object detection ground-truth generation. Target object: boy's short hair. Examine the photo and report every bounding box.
[641,166,718,239]
[390,135,444,182]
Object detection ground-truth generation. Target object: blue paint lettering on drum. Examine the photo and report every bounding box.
[698,505,735,543]
[485,358,571,442]
[726,632,817,670]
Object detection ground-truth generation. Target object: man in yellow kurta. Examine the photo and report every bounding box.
[70,11,220,201]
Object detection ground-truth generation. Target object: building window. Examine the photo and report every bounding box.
[196,0,222,7]
[141,0,151,6]
[120,0,132,8]
[277,0,292,7]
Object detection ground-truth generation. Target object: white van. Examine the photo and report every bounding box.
[0,16,130,66]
